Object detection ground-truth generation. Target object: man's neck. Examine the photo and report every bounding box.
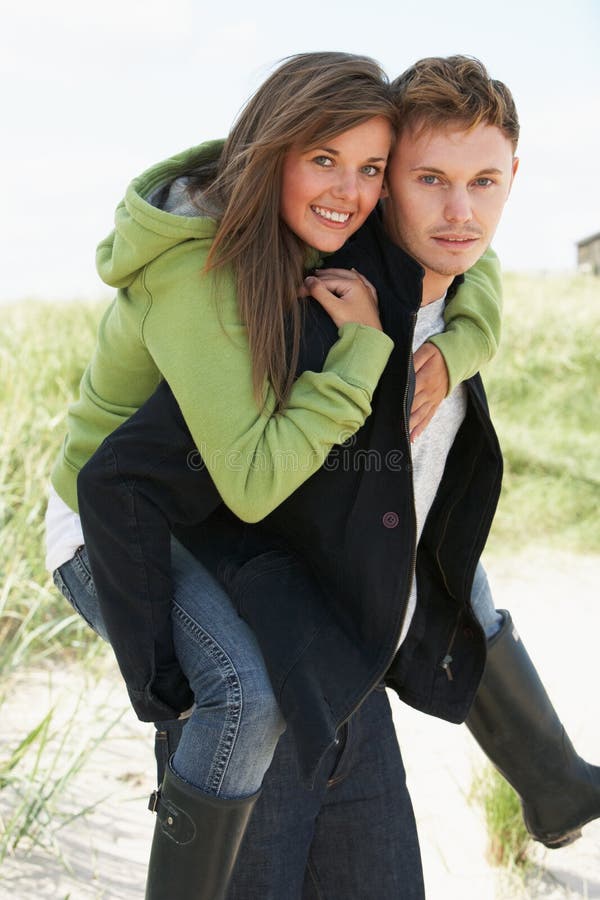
[421,271,454,307]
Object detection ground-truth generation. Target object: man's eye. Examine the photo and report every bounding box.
[420,175,439,185]
[313,156,333,167]
[474,177,493,187]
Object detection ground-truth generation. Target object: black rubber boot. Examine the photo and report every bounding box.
[467,610,600,848]
[145,760,260,899]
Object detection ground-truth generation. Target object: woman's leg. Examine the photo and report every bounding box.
[167,537,285,798]
[469,561,503,639]
[53,539,284,797]
[468,562,600,847]
[53,539,285,899]
[145,539,284,899]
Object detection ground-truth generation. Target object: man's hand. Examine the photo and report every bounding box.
[410,343,449,442]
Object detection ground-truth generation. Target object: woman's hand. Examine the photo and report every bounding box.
[410,343,449,442]
[302,268,382,331]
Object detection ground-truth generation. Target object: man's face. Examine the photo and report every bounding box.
[382,121,518,301]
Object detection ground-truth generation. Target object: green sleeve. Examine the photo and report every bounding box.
[428,247,502,393]
[142,245,394,523]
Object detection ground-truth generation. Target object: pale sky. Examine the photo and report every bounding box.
[3,0,599,302]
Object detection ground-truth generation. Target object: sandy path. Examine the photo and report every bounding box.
[1,549,598,899]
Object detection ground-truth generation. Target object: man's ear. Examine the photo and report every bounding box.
[505,156,519,200]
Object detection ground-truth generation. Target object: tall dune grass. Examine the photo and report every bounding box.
[1,272,598,672]
[484,272,600,554]
[0,299,106,674]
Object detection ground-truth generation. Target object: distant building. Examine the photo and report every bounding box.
[577,232,600,275]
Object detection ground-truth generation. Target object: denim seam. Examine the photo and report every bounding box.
[305,855,326,900]
[52,564,97,632]
[71,547,96,596]
[52,567,72,605]
[171,600,242,795]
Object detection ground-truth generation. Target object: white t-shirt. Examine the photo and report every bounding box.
[397,296,468,647]
[44,486,83,573]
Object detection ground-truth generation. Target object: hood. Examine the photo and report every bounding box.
[96,140,224,289]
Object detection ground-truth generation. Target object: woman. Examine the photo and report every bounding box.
[48,52,501,898]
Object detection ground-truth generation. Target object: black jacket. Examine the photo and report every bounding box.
[77,211,503,783]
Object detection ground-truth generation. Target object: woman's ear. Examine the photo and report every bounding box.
[380,179,389,199]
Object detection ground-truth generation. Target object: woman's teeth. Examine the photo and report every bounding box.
[312,206,351,224]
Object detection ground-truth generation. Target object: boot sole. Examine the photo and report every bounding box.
[535,828,582,850]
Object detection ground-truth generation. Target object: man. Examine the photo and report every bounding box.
[221,56,600,898]
[382,55,599,853]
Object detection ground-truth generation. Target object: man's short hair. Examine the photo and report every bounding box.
[392,55,519,151]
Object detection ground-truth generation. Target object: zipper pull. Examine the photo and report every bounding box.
[441,654,454,681]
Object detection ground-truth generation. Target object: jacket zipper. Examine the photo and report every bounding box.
[441,614,461,681]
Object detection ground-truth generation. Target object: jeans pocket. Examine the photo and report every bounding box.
[327,719,353,787]
[224,549,298,616]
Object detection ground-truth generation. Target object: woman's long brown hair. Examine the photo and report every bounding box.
[200,52,396,410]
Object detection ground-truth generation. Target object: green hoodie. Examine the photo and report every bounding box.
[51,141,501,522]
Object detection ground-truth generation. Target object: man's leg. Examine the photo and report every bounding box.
[226,721,328,900]
[303,686,424,900]
[228,686,424,900]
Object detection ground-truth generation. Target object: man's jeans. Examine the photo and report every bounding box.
[227,683,425,900]
[53,537,285,798]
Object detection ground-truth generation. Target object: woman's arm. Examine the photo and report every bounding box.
[142,246,394,523]
[428,247,502,391]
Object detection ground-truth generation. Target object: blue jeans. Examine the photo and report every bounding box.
[53,538,285,798]
[471,561,503,639]
[227,684,425,900]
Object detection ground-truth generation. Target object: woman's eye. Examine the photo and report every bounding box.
[361,165,381,177]
[313,156,333,167]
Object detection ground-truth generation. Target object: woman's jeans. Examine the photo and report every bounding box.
[471,562,503,639]
[53,538,285,799]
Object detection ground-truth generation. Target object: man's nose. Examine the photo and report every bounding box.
[444,187,472,223]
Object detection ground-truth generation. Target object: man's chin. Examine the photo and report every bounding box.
[426,250,482,277]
